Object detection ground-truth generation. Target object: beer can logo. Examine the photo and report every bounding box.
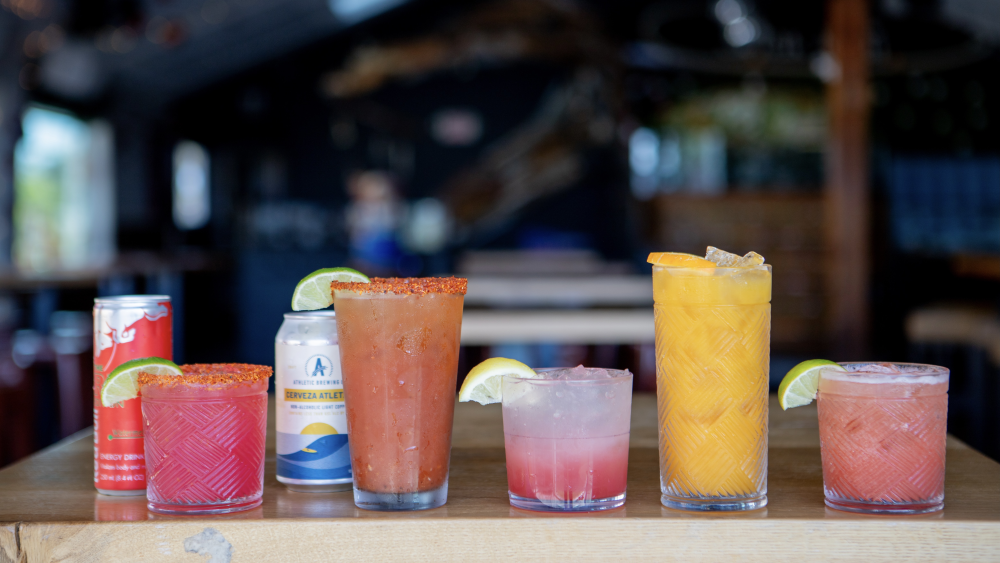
[305,355,334,378]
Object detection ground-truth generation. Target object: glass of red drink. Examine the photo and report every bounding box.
[139,364,271,515]
[818,362,949,514]
[502,366,633,512]
[333,277,467,511]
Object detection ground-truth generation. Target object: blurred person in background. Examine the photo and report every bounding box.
[345,170,404,276]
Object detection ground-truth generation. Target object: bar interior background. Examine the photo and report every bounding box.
[0,0,997,466]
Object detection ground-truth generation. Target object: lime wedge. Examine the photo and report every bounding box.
[291,267,370,311]
[778,359,846,410]
[100,357,182,407]
[458,357,538,405]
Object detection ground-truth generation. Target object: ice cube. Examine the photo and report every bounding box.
[737,251,765,267]
[856,363,903,374]
[541,366,629,380]
[706,246,743,266]
[396,327,430,355]
[706,246,766,267]
[554,365,590,380]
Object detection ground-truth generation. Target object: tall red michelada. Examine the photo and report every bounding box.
[93,295,172,495]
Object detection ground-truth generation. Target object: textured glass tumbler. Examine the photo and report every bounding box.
[818,363,949,515]
[502,369,633,512]
[141,377,268,515]
[653,264,771,511]
[335,281,465,511]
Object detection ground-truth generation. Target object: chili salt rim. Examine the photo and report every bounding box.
[331,276,468,296]
[138,363,272,386]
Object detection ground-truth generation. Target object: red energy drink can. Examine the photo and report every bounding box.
[93,295,172,495]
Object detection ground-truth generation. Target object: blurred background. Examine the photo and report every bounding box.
[0,0,997,465]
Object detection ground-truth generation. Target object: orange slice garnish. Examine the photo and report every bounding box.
[646,252,715,268]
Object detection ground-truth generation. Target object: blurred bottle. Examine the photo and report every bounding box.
[0,297,31,466]
[12,328,58,454]
[50,311,93,438]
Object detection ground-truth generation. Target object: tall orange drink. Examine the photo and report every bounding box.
[653,261,771,511]
[332,277,466,511]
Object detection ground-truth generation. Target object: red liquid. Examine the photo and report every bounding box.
[818,376,947,509]
[141,378,267,513]
[336,292,463,495]
[505,434,630,502]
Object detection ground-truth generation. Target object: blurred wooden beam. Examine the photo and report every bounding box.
[825,0,870,359]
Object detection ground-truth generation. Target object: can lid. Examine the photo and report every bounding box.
[284,311,336,320]
[95,295,171,305]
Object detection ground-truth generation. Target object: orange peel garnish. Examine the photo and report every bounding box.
[647,252,715,268]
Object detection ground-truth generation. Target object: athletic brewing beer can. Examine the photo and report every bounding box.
[93,295,172,495]
[275,311,352,492]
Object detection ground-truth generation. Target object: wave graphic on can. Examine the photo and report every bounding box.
[277,430,352,480]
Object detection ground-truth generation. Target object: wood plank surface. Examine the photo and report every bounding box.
[0,394,998,562]
[0,524,16,563]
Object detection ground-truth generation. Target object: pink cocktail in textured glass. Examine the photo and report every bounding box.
[818,362,948,515]
[140,364,271,515]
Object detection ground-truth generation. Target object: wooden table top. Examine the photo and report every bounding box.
[1,394,999,562]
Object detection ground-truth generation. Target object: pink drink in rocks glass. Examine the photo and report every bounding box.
[818,362,948,514]
[502,367,633,512]
[140,364,271,515]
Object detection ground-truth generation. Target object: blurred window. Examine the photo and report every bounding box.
[328,0,406,23]
[402,198,450,254]
[629,86,825,198]
[172,141,211,230]
[13,105,115,273]
[629,127,659,177]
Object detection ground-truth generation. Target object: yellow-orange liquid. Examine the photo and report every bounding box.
[653,265,770,506]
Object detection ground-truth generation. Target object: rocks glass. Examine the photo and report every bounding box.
[140,364,271,515]
[818,362,949,514]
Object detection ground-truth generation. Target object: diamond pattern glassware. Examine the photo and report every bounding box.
[653,264,771,511]
[818,362,949,514]
[142,377,268,515]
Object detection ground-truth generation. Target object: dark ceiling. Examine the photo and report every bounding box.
[10,0,1000,115]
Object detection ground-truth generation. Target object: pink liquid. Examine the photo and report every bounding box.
[141,378,268,514]
[818,370,947,513]
[504,433,629,502]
